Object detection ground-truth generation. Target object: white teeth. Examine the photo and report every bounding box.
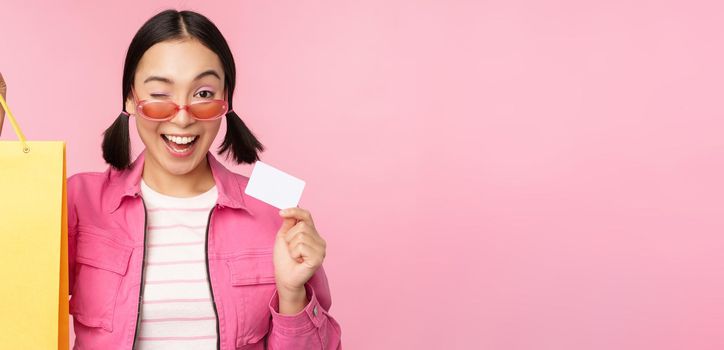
[163,134,197,144]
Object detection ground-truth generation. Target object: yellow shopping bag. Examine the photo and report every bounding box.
[0,94,69,349]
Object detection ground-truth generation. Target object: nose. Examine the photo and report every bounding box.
[169,103,196,127]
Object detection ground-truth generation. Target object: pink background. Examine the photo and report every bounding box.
[2,1,723,349]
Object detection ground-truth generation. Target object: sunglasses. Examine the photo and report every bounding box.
[124,87,230,121]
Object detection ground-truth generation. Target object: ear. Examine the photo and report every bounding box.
[125,94,136,116]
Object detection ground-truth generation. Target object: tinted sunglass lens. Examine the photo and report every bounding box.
[142,101,176,120]
[190,101,226,120]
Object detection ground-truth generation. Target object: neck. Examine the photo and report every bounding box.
[141,154,215,197]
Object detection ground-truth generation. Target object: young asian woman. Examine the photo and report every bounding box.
[64,9,342,350]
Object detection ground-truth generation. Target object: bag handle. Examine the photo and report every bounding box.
[0,93,30,153]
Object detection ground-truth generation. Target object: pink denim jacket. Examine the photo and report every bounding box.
[67,149,342,349]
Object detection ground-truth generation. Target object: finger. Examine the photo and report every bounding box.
[284,221,319,244]
[277,216,297,236]
[289,241,321,266]
[279,207,315,227]
[284,223,303,243]
[287,228,322,251]
[289,241,307,263]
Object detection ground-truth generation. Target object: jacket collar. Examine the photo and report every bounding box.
[103,149,254,215]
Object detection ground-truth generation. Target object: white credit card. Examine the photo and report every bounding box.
[244,161,306,210]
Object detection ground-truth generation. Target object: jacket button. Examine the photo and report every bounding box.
[313,305,318,316]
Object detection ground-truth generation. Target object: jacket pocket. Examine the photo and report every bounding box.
[226,249,276,349]
[69,232,133,332]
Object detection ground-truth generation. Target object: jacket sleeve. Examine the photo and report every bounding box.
[266,264,342,349]
[67,174,79,296]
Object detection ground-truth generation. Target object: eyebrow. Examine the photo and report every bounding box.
[143,69,221,84]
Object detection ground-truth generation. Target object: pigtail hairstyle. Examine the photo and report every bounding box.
[220,110,264,164]
[102,111,132,170]
[101,9,264,170]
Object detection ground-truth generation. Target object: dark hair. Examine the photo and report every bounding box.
[102,9,264,170]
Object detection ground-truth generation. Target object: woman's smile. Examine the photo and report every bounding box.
[160,132,200,158]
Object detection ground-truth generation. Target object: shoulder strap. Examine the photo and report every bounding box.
[0,93,30,153]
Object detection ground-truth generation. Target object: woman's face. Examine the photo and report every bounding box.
[126,38,225,176]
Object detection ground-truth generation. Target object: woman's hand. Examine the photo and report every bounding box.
[0,72,6,136]
[273,207,327,314]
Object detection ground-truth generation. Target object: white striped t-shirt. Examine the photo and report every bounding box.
[135,178,218,349]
